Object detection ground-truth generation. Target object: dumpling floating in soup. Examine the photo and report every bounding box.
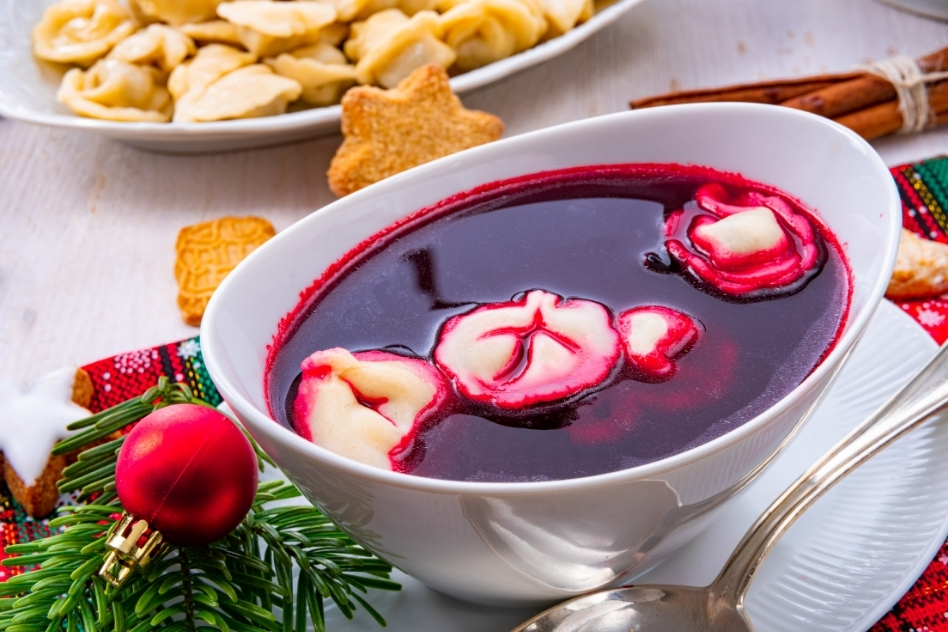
[661,182,823,298]
[616,306,701,381]
[293,348,451,471]
[434,290,621,409]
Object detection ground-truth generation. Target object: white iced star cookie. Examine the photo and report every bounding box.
[0,367,93,516]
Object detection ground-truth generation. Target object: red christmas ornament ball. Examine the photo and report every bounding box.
[116,403,258,547]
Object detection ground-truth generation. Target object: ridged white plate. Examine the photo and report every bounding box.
[319,300,947,632]
[0,0,645,154]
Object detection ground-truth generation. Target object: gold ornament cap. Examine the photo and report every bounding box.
[99,513,165,588]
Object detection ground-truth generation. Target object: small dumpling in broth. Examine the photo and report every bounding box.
[217,1,337,57]
[168,43,256,100]
[537,0,592,37]
[131,0,225,26]
[58,58,172,122]
[173,64,303,122]
[33,0,139,67]
[266,44,357,106]
[437,0,547,71]
[344,9,455,88]
[108,24,196,72]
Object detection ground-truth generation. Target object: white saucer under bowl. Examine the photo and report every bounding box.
[319,300,947,632]
[0,0,645,154]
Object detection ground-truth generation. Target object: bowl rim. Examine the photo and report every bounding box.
[202,103,903,497]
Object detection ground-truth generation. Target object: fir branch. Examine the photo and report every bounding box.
[0,381,398,631]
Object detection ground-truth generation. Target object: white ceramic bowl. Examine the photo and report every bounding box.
[201,104,902,606]
[0,0,644,154]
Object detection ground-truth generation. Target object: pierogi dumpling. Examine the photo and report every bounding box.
[168,44,256,100]
[178,20,244,47]
[293,349,450,470]
[266,44,357,106]
[663,183,822,297]
[318,22,351,46]
[58,58,172,122]
[33,0,138,67]
[295,0,370,23]
[537,0,592,37]
[131,0,226,26]
[399,0,441,14]
[616,307,701,380]
[434,290,621,409]
[299,0,439,22]
[345,9,456,88]
[108,24,196,72]
[217,1,338,57]
[172,64,303,122]
[437,0,547,71]
[354,0,441,18]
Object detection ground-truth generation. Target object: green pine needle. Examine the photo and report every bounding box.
[0,379,399,631]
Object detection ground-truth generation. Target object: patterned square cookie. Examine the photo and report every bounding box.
[175,216,276,326]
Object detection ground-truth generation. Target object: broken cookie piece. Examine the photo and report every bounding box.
[327,63,504,196]
[293,349,450,470]
[0,368,93,517]
[886,228,948,300]
[434,290,621,409]
[617,306,701,380]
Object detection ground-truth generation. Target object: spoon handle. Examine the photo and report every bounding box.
[711,340,948,607]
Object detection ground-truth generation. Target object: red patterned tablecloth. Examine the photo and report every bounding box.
[4,158,948,630]
[871,158,948,631]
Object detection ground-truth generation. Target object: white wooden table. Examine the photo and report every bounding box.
[1,0,947,383]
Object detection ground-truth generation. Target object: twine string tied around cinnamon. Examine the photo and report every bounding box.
[861,55,948,134]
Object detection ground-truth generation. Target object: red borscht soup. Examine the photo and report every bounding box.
[266,164,851,482]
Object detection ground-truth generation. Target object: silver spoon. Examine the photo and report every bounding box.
[513,340,948,632]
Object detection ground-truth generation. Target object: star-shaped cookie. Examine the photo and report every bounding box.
[0,367,93,516]
[327,64,504,197]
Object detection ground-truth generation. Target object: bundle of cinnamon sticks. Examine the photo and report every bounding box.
[630,46,948,140]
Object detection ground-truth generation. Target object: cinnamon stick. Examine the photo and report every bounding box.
[781,46,948,118]
[630,74,861,109]
[628,44,948,141]
[833,80,948,140]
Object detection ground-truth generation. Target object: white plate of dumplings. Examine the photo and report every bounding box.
[0,0,645,153]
